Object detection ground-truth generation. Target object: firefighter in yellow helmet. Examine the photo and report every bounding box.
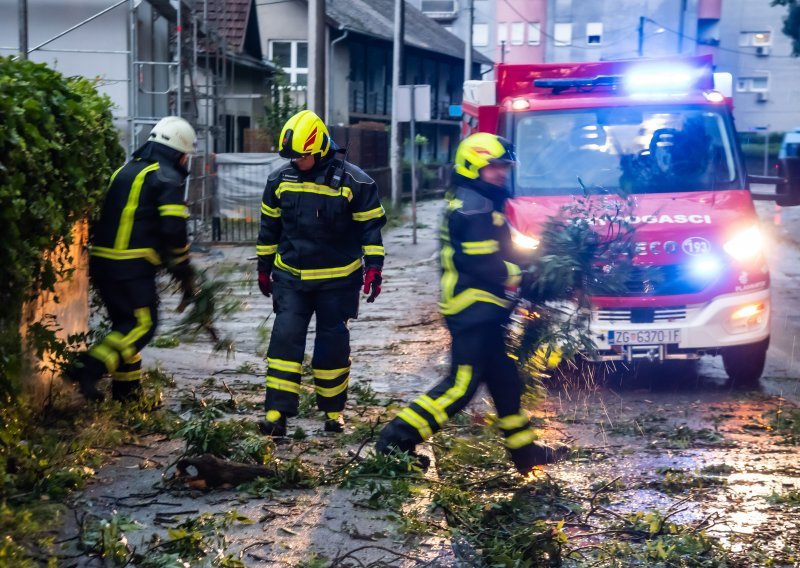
[66,116,198,402]
[256,110,386,436]
[376,132,566,474]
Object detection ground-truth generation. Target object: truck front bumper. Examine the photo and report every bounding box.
[589,289,770,362]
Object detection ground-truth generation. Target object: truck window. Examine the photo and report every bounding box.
[512,106,739,196]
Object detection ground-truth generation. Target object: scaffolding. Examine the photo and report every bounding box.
[9,0,273,241]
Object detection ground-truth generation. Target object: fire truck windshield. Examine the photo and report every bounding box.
[512,106,740,196]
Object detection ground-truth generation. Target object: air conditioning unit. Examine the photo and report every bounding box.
[756,45,771,56]
[757,91,770,103]
[420,0,458,19]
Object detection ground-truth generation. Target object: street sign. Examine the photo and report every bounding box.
[396,85,431,122]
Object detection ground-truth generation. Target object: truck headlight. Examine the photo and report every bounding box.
[510,227,540,251]
[723,226,763,261]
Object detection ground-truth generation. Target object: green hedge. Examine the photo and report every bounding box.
[0,57,124,397]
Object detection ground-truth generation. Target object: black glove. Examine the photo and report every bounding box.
[173,264,199,313]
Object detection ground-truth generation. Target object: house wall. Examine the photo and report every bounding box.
[715,0,800,133]
[0,0,131,147]
[545,0,699,62]
[496,0,546,64]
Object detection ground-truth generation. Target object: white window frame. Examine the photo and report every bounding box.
[554,22,572,47]
[739,30,773,47]
[586,22,603,45]
[736,73,771,92]
[269,40,308,88]
[528,22,541,45]
[497,22,508,45]
[510,22,524,45]
[472,23,489,47]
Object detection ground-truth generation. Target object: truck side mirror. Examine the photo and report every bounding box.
[748,157,800,206]
[777,157,800,207]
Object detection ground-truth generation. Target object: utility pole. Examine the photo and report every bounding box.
[677,0,687,54]
[637,16,644,57]
[18,0,28,60]
[464,0,473,81]
[308,0,326,116]
[390,0,404,207]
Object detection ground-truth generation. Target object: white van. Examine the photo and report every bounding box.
[779,127,800,159]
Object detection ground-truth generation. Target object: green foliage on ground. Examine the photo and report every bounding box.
[0,57,124,397]
[0,369,182,563]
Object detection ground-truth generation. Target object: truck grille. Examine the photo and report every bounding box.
[596,306,687,324]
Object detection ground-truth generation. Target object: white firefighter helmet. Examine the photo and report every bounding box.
[148,116,197,154]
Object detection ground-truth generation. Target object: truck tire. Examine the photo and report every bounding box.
[722,338,769,389]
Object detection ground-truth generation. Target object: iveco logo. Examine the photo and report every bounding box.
[634,241,680,255]
[682,236,711,256]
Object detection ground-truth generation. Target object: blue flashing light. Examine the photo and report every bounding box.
[689,255,723,280]
[625,66,698,94]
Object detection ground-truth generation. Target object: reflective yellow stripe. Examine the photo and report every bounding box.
[114,163,160,249]
[440,288,511,316]
[313,367,350,380]
[434,365,473,410]
[261,203,281,218]
[266,376,302,394]
[90,246,161,265]
[275,254,362,281]
[172,253,189,265]
[397,408,433,439]
[462,239,500,255]
[315,377,350,398]
[172,244,190,255]
[104,308,153,361]
[447,197,463,211]
[496,413,529,430]
[440,244,458,303]
[112,370,141,382]
[88,343,120,373]
[505,429,537,449]
[158,204,190,218]
[257,244,278,256]
[416,395,448,427]
[267,358,302,374]
[123,352,142,365]
[505,262,522,287]
[276,181,353,202]
[266,410,283,422]
[352,206,385,221]
[492,211,505,226]
[362,245,385,257]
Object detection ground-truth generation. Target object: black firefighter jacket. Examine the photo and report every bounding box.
[89,142,191,281]
[257,157,386,291]
[439,178,522,328]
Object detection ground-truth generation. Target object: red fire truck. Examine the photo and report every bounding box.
[462,55,800,386]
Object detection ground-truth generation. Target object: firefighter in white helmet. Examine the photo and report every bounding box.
[66,116,198,402]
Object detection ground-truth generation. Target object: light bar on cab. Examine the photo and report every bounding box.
[624,65,699,93]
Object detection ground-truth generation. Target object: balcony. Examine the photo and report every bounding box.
[420,0,458,20]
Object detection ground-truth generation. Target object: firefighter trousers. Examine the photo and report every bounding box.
[378,317,538,453]
[265,282,359,416]
[76,277,158,395]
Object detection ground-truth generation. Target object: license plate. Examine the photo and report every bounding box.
[608,329,681,345]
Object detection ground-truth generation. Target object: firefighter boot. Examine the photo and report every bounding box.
[111,380,143,403]
[258,410,287,437]
[64,359,105,402]
[509,441,570,474]
[375,428,431,471]
[323,412,345,433]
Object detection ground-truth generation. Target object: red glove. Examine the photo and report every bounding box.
[258,270,272,297]
[362,267,382,303]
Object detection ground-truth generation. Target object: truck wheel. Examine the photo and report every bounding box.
[722,338,769,389]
